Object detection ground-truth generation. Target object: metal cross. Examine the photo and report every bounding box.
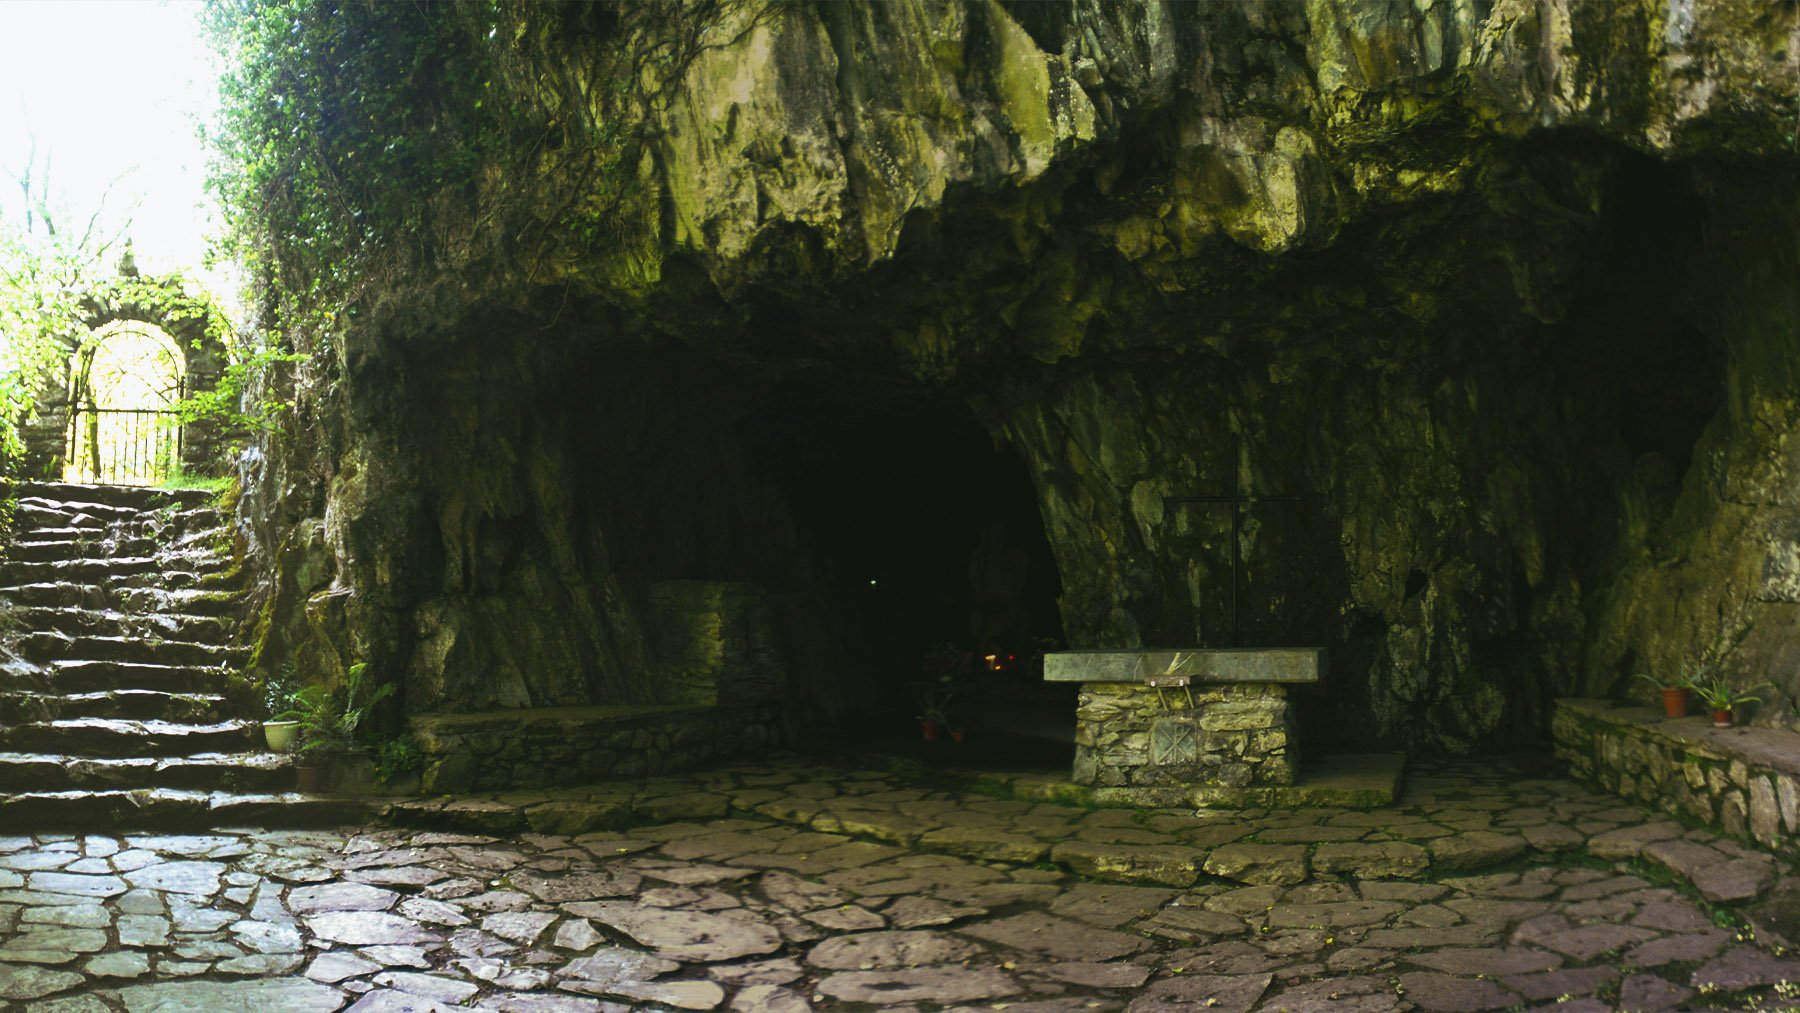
[1163,433,1306,647]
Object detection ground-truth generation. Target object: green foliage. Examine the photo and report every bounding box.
[159,469,236,494]
[274,661,395,754]
[261,660,300,719]
[1674,617,1765,712]
[0,219,91,470]
[1680,670,1768,712]
[172,344,308,434]
[204,0,746,341]
[372,735,424,783]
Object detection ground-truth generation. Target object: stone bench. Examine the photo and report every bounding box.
[1553,698,1800,861]
[410,702,782,793]
[1045,648,1325,795]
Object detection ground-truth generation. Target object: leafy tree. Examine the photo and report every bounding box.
[0,139,130,471]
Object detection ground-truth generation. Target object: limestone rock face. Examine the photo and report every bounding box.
[242,0,1800,751]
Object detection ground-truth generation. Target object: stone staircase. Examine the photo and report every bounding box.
[0,481,361,827]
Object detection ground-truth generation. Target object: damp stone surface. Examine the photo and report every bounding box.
[1,755,1798,1011]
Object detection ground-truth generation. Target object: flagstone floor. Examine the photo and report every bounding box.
[2,757,1799,1012]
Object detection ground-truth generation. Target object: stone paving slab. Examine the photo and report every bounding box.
[0,757,1796,1010]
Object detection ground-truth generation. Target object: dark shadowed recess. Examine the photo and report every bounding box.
[742,376,1073,756]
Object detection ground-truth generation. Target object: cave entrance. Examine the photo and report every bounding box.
[62,320,186,485]
[758,390,1072,764]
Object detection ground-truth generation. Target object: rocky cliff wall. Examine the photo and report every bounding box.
[236,0,1800,750]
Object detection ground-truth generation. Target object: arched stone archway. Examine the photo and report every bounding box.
[64,320,186,484]
[18,274,231,483]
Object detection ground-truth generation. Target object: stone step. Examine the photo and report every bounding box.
[1,582,244,615]
[9,508,230,548]
[8,525,110,542]
[46,570,245,598]
[15,502,108,530]
[0,571,237,603]
[0,751,293,792]
[6,536,158,562]
[17,632,245,668]
[12,480,220,511]
[15,495,141,520]
[0,788,381,830]
[0,717,260,757]
[117,587,246,618]
[48,660,225,694]
[0,556,168,583]
[0,689,227,724]
[0,581,108,609]
[6,606,236,643]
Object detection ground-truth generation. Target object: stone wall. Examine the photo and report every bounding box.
[647,580,781,708]
[1074,682,1294,791]
[1553,698,1800,861]
[412,703,783,794]
[230,0,1800,754]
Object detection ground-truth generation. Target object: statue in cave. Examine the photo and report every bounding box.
[968,520,1029,666]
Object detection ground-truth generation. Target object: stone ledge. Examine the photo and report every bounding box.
[1000,752,1405,811]
[0,788,390,830]
[1553,697,1800,859]
[1044,648,1325,684]
[411,703,712,734]
[1555,697,1800,777]
[409,703,783,794]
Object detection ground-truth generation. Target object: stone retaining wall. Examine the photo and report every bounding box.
[1074,682,1294,790]
[1553,697,1800,860]
[412,703,783,793]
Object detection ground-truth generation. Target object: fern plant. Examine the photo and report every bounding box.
[274,662,395,754]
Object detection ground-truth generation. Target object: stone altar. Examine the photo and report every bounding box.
[1045,648,1325,791]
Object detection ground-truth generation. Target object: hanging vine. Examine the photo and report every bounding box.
[205,0,766,347]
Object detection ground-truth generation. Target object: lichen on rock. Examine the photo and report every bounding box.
[220,0,1800,753]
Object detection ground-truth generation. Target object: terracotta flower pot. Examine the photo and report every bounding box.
[295,763,329,793]
[950,728,966,745]
[1711,708,1733,729]
[920,719,940,742]
[1659,688,1690,719]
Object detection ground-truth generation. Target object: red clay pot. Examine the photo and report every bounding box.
[295,764,328,793]
[1660,687,1690,718]
[1711,708,1733,729]
[920,719,940,742]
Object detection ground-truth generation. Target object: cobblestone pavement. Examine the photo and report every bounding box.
[2,758,1799,1012]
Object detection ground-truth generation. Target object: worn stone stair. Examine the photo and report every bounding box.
[0,481,372,828]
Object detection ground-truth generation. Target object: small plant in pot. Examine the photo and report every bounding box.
[916,644,968,741]
[277,662,394,793]
[260,662,302,752]
[1633,672,1690,719]
[917,697,950,742]
[1680,672,1766,729]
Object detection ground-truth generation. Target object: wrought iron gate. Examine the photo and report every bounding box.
[64,404,182,486]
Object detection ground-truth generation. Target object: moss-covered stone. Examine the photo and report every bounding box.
[228,0,1800,758]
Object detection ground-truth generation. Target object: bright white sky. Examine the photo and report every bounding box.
[0,0,217,277]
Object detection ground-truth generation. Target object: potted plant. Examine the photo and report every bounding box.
[1680,671,1766,728]
[278,685,340,792]
[1633,672,1691,719]
[916,644,968,742]
[260,663,301,752]
[276,662,395,792]
[917,696,950,741]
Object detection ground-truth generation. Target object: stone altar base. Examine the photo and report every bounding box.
[1000,751,1406,810]
[1074,681,1295,788]
[1047,648,1324,792]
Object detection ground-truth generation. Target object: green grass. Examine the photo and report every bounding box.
[158,469,235,494]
